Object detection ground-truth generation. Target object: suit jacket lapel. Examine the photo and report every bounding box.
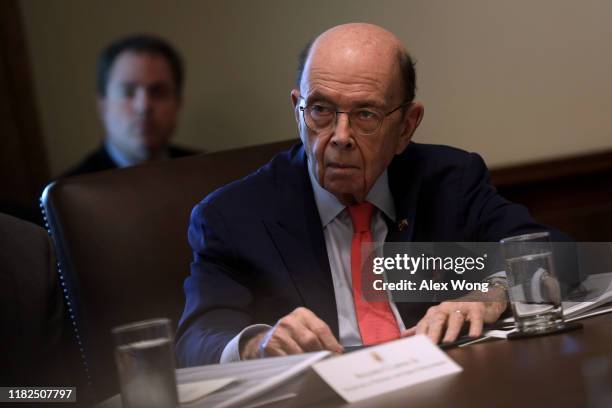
[385,144,430,328]
[386,145,421,243]
[263,146,339,336]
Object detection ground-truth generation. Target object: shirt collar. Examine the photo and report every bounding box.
[308,163,396,227]
[104,139,169,168]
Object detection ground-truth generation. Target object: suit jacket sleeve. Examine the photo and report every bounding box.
[460,153,545,241]
[459,153,578,287]
[175,200,255,367]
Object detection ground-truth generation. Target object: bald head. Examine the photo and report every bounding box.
[290,23,424,205]
[296,23,416,103]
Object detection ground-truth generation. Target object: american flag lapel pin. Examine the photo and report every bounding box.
[398,218,409,232]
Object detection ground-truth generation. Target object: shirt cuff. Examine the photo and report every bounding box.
[219,324,271,363]
[485,271,507,279]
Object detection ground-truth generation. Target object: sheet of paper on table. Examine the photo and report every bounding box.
[178,378,236,404]
[176,351,330,408]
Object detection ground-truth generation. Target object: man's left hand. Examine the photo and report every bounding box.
[402,288,507,344]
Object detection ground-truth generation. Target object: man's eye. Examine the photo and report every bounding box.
[120,85,136,98]
[310,105,333,115]
[149,84,174,99]
[355,109,378,121]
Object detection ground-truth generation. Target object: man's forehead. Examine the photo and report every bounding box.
[109,51,173,82]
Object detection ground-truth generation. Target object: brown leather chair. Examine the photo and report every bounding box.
[41,140,295,403]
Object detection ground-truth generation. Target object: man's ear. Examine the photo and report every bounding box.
[290,89,301,124]
[395,102,424,154]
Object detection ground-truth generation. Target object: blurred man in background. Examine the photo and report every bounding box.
[64,34,196,177]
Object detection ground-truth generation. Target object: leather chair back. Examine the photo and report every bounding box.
[41,140,295,402]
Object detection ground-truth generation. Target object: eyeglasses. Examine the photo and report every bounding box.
[299,98,410,135]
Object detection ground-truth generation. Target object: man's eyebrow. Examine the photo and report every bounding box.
[149,81,174,89]
[118,80,173,89]
[304,92,332,104]
[353,100,386,109]
[305,92,386,109]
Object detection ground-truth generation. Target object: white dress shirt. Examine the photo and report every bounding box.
[104,139,169,168]
[220,168,405,362]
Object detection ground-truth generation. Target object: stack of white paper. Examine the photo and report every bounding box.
[177,351,330,408]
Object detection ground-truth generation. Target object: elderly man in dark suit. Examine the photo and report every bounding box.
[176,23,560,367]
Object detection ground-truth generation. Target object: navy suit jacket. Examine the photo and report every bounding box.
[176,142,566,367]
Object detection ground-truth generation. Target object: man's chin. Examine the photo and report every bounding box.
[140,138,169,156]
[323,182,365,205]
[140,134,165,147]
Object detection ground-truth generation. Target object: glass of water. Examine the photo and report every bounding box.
[501,232,565,333]
[112,318,179,408]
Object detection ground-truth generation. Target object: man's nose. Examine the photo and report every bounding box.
[330,112,354,149]
[133,88,152,114]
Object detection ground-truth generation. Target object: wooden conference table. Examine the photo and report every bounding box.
[304,313,612,408]
[101,313,612,408]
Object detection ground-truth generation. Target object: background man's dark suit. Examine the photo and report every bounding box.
[63,144,196,177]
[176,142,569,367]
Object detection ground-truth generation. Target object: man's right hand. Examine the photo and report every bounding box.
[240,307,343,359]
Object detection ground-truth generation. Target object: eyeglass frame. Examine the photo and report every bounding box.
[297,95,412,136]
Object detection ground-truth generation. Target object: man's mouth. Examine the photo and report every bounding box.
[327,162,359,169]
[133,120,155,134]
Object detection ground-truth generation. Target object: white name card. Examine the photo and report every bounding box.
[312,335,462,403]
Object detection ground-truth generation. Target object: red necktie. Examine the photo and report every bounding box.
[348,202,400,345]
